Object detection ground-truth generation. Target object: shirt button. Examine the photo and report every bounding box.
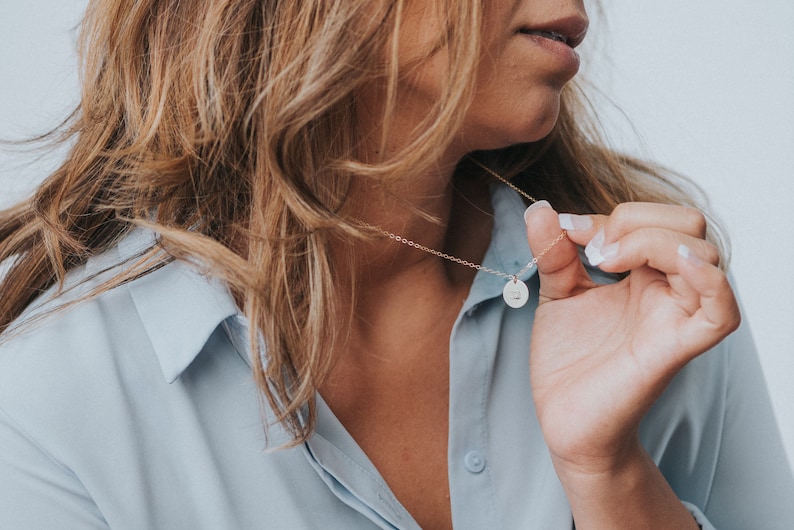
[464,450,486,473]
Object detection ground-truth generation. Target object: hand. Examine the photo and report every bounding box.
[524,201,740,526]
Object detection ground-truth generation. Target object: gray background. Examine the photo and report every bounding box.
[1,2,792,465]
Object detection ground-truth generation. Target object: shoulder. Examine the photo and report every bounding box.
[640,310,778,504]
[643,293,794,524]
[0,228,238,457]
[0,257,157,451]
[641,290,761,443]
[641,315,751,450]
[0,232,284,527]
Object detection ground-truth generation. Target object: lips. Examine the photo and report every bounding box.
[518,29,569,44]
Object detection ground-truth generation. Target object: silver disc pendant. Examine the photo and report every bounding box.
[502,279,529,308]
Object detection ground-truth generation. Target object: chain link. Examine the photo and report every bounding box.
[357,221,566,283]
[466,156,539,204]
[354,158,566,281]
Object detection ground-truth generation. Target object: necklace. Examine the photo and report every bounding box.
[357,157,567,309]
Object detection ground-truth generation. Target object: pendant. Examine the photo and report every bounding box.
[502,278,529,308]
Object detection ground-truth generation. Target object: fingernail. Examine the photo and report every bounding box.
[601,242,620,261]
[678,244,704,266]
[524,200,552,224]
[585,228,619,266]
[558,213,593,231]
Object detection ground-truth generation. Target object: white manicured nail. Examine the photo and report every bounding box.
[558,213,593,231]
[584,229,604,265]
[524,200,552,224]
[585,229,619,266]
[678,244,704,266]
[600,242,620,261]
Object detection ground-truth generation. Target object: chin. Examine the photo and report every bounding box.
[517,114,559,143]
[472,114,560,151]
[516,98,563,141]
[468,93,563,149]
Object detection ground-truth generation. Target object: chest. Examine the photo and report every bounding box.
[321,335,453,529]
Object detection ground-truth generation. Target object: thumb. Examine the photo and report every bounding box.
[524,201,595,302]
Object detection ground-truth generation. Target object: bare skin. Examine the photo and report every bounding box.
[321,0,738,528]
[322,175,493,529]
[526,203,737,528]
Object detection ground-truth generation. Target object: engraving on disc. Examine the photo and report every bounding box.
[502,279,529,309]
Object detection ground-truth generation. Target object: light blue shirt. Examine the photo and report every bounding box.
[0,185,792,529]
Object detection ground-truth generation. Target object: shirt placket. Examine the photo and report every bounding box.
[447,301,503,529]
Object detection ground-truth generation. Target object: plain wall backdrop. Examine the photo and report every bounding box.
[1,2,792,467]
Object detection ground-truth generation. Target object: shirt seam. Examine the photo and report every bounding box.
[450,312,501,527]
[0,403,109,526]
[0,403,75,476]
[306,435,414,528]
[470,314,503,529]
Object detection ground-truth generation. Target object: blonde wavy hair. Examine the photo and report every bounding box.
[0,0,721,443]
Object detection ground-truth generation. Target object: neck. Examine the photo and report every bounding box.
[326,156,493,388]
[334,89,496,342]
[346,82,488,286]
[341,154,493,288]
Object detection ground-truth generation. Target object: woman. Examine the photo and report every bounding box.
[0,0,791,528]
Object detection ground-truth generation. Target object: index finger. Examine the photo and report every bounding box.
[560,202,709,249]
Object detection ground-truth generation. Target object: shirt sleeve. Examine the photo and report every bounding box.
[643,306,794,529]
[699,317,794,528]
[0,406,108,529]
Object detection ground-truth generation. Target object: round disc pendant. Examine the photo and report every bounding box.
[502,279,529,308]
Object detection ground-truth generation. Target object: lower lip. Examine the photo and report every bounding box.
[519,33,581,73]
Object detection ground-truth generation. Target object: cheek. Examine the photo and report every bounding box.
[397,2,445,68]
[399,52,450,103]
[392,5,452,113]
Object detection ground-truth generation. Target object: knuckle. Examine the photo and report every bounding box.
[714,277,741,333]
[701,241,720,265]
[719,305,742,335]
[610,202,633,222]
[682,207,708,237]
[727,312,742,334]
[730,306,742,332]
[606,202,635,236]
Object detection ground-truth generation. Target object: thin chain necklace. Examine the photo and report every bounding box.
[356,157,567,309]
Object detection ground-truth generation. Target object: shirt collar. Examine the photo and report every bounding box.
[119,229,239,383]
[117,184,531,383]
